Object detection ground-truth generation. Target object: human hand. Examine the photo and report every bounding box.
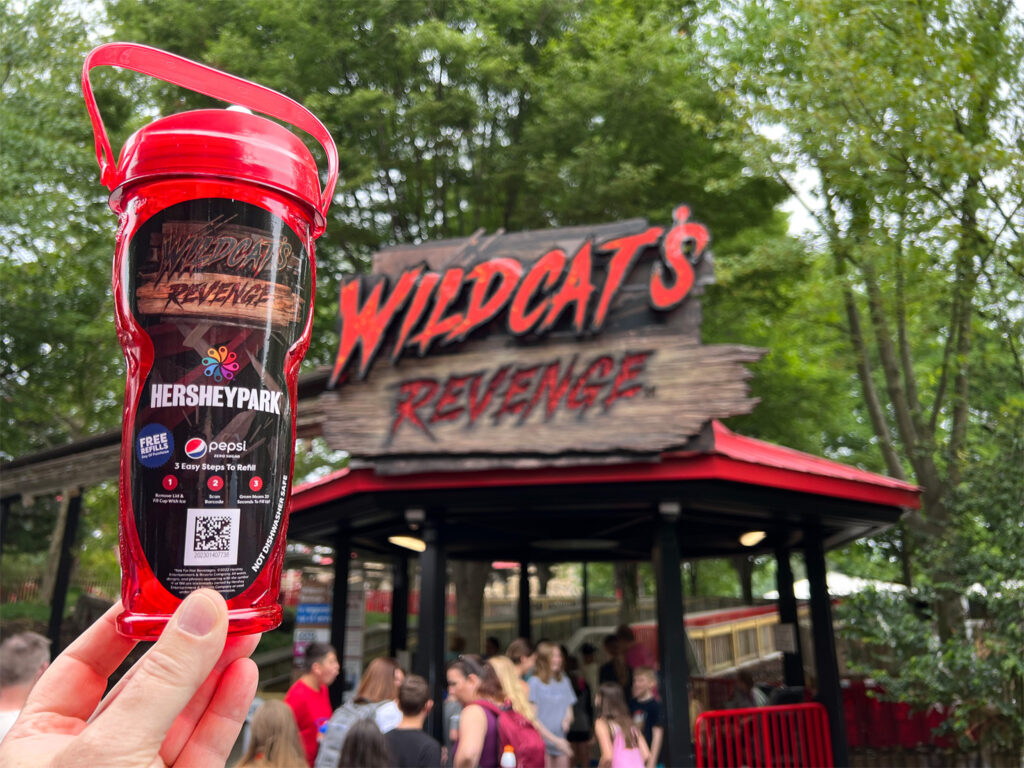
[0,589,259,767]
[556,737,573,757]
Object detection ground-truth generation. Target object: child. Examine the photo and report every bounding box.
[284,642,339,766]
[235,700,308,767]
[385,675,443,767]
[594,683,649,768]
[528,642,576,768]
[628,667,663,768]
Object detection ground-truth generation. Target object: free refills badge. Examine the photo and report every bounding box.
[137,424,174,468]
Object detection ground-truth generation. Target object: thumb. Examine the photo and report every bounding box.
[70,589,229,765]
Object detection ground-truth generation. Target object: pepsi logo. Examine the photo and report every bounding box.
[184,438,208,460]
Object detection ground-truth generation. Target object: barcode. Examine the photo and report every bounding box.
[185,508,240,566]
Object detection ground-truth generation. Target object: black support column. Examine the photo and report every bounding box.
[390,554,409,658]
[805,524,848,767]
[0,497,11,571]
[581,562,589,627]
[47,489,82,651]
[328,529,351,708]
[775,546,806,687]
[415,517,446,743]
[518,561,531,640]
[653,502,693,768]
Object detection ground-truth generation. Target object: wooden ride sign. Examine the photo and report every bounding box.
[321,206,762,468]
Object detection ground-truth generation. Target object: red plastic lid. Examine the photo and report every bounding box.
[110,109,322,226]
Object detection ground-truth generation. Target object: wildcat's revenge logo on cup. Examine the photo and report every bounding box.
[134,217,306,326]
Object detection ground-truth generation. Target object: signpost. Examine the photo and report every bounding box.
[322,206,762,469]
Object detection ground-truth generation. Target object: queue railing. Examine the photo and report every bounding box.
[694,702,833,767]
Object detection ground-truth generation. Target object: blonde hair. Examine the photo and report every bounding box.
[488,655,540,729]
[236,700,307,767]
[534,641,563,684]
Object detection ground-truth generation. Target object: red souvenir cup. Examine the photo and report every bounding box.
[82,43,338,638]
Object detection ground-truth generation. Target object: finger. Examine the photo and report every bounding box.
[75,589,228,760]
[158,631,261,764]
[20,601,137,722]
[171,656,259,767]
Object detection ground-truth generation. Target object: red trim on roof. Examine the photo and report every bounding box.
[707,421,918,493]
[291,422,920,512]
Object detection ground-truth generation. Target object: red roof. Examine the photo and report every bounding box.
[291,421,920,512]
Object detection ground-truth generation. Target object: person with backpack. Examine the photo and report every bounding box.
[487,656,561,766]
[594,683,649,768]
[315,657,403,768]
[448,655,497,768]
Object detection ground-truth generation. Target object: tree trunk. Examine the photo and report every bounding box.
[615,562,641,624]
[40,490,72,603]
[731,555,754,605]
[451,561,491,654]
[536,564,554,596]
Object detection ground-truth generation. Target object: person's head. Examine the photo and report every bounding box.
[449,634,467,653]
[393,661,406,691]
[476,660,506,704]
[602,634,620,657]
[484,636,501,658]
[534,641,563,683]
[615,624,635,645]
[337,717,390,768]
[736,669,755,693]
[596,681,639,748]
[505,638,535,674]
[301,641,339,688]
[632,666,656,700]
[238,700,307,767]
[397,674,433,718]
[355,657,400,703]
[446,655,484,706]
[580,642,596,662]
[0,632,50,692]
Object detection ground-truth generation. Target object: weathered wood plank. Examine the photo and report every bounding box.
[320,333,763,457]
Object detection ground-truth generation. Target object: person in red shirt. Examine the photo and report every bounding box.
[285,642,340,766]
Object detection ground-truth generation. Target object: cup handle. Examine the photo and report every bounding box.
[82,42,338,223]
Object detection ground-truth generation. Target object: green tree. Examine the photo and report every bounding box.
[0,0,127,460]
[107,0,786,363]
[706,0,1024,639]
[1,1,134,599]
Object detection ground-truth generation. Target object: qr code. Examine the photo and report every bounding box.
[185,508,239,566]
[195,515,232,551]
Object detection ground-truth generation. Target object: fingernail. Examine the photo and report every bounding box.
[177,591,220,637]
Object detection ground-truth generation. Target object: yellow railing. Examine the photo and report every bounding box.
[688,605,810,674]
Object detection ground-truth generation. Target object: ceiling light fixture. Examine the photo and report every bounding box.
[388,535,427,552]
[739,530,767,547]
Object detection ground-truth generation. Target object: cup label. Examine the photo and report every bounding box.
[126,199,311,599]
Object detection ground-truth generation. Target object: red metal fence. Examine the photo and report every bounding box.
[695,702,833,768]
[843,680,952,750]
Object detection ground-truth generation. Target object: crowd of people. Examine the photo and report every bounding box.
[265,624,671,768]
[0,591,780,768]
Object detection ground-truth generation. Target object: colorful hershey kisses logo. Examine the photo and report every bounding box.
[202,345,240,382]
